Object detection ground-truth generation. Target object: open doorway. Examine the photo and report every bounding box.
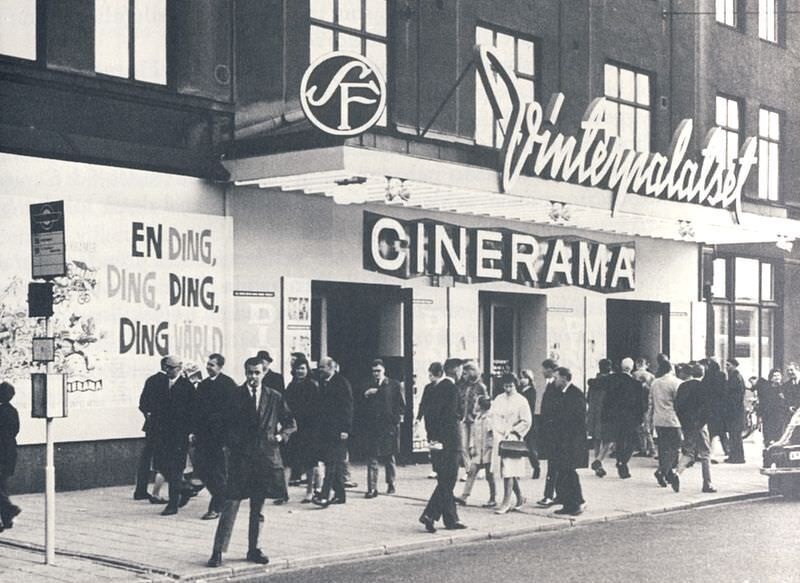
[606,299,670,369]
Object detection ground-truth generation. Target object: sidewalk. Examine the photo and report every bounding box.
[0,438,768,582]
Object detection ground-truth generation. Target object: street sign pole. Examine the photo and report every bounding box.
[45,317,55,565]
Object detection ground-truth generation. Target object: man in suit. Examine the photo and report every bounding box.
[536,359,561,507]
[550,367,587,516]
[207,356,296,568]
[147,355,195,516]
[257,350,286,394]
[192,353,237,520]
[723,359,747,464]
[312,357,353,507]
[674,362,716,493]
[134,357,169,502]
[0,382,21,531]
[419,358,467,533]
[602,357,646,479]
[363,359,405,498]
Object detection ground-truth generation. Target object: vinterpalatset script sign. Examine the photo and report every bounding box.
[0,196,232,444]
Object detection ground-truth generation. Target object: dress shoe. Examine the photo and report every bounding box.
[328,497,346,505]
[178,494,191,508]
[418,515,436,533]
[481,500,497,508]
[160,506,178,516]
[344,481,358,489]
[591,460,606,477]
[536,497,556,507]
[273,497,289,505]
[201,510,219,520]
[311,496,329,508]
[702,483,718,493]
[2,505,21,528]
[654,470,667,488]
[207,552,222,567]
[364,490,378,499]
[149,496,169,504]
[532,466,541,480]
[301,496,313,504]
[386,484,396,495]
[669,472,680,493]
[445,522,467,530]
[454,496,467,506]
[554,506,583,516]
[133,491,151,501]
[617,463,631,479]
[246,549,270,565]
[724,458,746,464]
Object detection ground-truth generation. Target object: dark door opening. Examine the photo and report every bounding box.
[606,299,670,370]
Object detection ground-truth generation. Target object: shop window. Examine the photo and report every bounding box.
[758,0,778,43]
[0,0,36,60]
[95,0,167,84]
[761,262,774,301]
[734,257,759,301]
[758,107,781,201]
[310,0,387,125]
[603,63,651,152]
[712,257,728,299]
[715,95,741,171]
[715,0,737,27]
[475,25,536,148]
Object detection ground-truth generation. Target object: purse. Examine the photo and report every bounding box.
[498,440,529,458]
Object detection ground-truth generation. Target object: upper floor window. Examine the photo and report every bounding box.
[0,0,37,60]
[715,0,737,27]
[95,0,166,85]
[758,107,781,201]
[474,25,536,148]
[715,95,741,171]
[603,63,651,152]
[310,0,387,124]
[758,0,778,42]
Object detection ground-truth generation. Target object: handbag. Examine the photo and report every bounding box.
[498,440,529,458]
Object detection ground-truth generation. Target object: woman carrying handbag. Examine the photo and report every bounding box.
[491,374,532,514]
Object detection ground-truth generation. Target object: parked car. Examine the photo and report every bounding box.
[761,408,800,499]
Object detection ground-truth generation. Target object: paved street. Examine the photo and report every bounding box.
[265,497,800,583]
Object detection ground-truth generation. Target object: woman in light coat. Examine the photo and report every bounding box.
[491,374,532,514]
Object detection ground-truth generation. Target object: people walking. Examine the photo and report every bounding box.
[602,358,645,479]
[491,374,532,514]
[418,362,444,480]
[782,362,800,417]
[148,355,195,516]
[457,361,487,478]
[192,353,237,520]
[587,359,613,477]
[674,362,716,493]
[257,351,286,394]
[207,356,296,568]
[632,358,656,457]
[651,355,682,490]
[0,382,21,531]
[312,357,353,508]
[455,396,495,507]
[755,369,788,447]
[536,359,560,508]
[703,358,729,459]
[519,369,540,479]
[549,367,587,516]
[363,359,404,498]
[134,357,170,503]
[723,359,746,464]
[419,358,466,533]
[284,356,322,503]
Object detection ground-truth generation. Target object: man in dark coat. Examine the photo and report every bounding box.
[723,359,746,463]
[192,353,237,519]
[674,362,716,493]
[148,355,195,515]
[284,356,321,502]
[134,357,170,502]
[783,362,800,417]
[257,350,286,394]
[0,382,21,531]
[602,358,646,479]
[536,359,560,507]
[363,359,405,498]
[550,367,587,516]
[755,369,788,447]
[312,357,353,507]
[207,356,295,568]
[419,358,466,533]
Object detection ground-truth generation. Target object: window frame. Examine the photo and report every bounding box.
[714,93,744,172]
[473,22,539,149]
[757,106,782,202]
[603,60,653,153]
[758,0,780,44]
[0,0,44,64]
[715,0,739,29]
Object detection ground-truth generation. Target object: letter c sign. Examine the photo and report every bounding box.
[300,52,387,136]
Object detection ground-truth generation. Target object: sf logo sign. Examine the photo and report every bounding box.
[300,52,386,136]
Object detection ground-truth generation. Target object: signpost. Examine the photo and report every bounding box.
[29,200,66,565]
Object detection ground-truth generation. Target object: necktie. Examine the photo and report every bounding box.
[251,386,258,409]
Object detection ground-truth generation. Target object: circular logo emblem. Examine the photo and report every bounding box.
[300,52,387,137]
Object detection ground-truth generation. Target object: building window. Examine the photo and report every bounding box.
[715,96,741,171]
[715,0,737,27]
[758,108,781,201]
[758,0,778,42]
[310,0,387,125]
[708,256,779,379]
[0,0,37,60]
[603,63,651,152]
[475,25,536,148]
[95,0,167,85]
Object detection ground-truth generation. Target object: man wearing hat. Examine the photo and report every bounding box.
[257,351,285,395]
[148,355,195,515]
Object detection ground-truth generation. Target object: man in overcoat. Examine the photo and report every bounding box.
[419,358,466,533]
[207,356,295,567]
[363,359,405,497]
[602,358,646,479]
[192,353,237,519]
[312,357,353,507]
[148,355,195,516]
[134,356,169,501]
[0,381,21,530]
[550,367,587,516]
[724,359,746,463]
[536,359,560,507]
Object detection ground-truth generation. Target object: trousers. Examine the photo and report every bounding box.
[367,454,396,491]
[0,474,19,526]
[212,496,265,553]
[656,426,682,476]
[614,424,639,466]
[134,434,154,496]
[551,461,583,509]
[543,461,558,500]
[197,444,228,513]
[460,462,496,501]
[320,440,348,502]
[423,449,460,527]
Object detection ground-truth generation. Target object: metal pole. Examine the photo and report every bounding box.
[44,316,55,565]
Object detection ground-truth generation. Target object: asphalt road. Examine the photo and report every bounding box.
[260,498,799,583]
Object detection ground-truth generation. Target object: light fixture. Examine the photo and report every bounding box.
[677,219,695,239]
[548,201,570,224]
[776,235,794,253]
[385,176,410,202]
